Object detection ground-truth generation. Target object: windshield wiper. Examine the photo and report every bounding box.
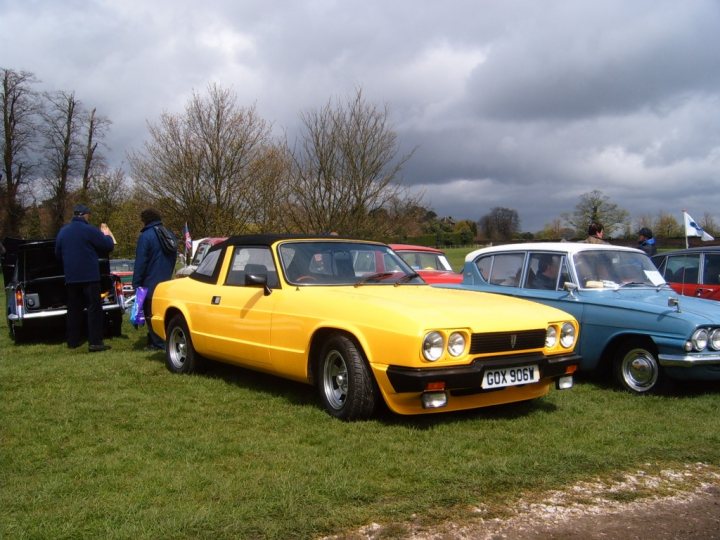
[618,281,648,288]
[394,272,421,285]
[354,272,396,287]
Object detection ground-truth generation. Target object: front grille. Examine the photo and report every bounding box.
[470,329,546,354]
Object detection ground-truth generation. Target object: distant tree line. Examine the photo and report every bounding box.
[2,67,718,257]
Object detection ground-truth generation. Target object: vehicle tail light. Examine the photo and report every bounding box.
[425,381,445,391]
[114,280,124,304]
[15,288,24,310]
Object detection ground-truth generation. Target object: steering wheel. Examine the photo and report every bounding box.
[296,275,317,283]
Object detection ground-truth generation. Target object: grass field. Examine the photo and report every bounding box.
[2,292,719,539]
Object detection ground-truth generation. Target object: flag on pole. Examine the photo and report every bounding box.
[182,223,192,256]
[683,211,714,242]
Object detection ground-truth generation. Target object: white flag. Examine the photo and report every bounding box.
[683,211,714,241]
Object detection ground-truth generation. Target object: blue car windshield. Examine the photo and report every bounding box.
[572,251,665,289]
[279,241,422,285]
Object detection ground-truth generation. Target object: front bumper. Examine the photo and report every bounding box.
[386,352,581,393]
[659,353,720,367]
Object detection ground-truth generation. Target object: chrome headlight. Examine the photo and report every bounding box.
[560,322,576,348]
[546,326,558,348]
[709,328,720,351]
[447,332,466,357]
[691,328,709,351]
[423,331,444,361]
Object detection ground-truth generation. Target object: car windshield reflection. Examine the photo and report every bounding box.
[279,241,423,285]
[572,251,665,289]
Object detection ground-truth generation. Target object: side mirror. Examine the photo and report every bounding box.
[563,281,578,298]
[245,272,272,296]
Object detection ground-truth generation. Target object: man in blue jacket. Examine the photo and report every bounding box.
[55,204,116,352]
[133,208,177,351]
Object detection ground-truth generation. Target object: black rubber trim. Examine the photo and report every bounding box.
[386,353,581,393]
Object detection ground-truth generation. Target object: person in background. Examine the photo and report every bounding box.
[132,208,176,351]
[584,222,608,244]
[55,204,115,352]
[534,255,560,290]
[637,227,657,256]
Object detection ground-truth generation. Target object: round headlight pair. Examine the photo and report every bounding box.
[546,323,576,349]
[422,331,466,362]
[693,328,720,351]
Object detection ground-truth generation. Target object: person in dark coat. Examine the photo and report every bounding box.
[55,204,115,352]
[638,227,657,256]
[132,208,177,350]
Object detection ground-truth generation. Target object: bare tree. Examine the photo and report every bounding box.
[653,211,681,238]
[1,68,40,237]
[129,84,273,236]
[79,107,111,201]
[479,207,520,241]
[562,190,629,237]
[40,90,84,234]
[246,144,292,233]
[286,88,414,237]
[701,212,718,237]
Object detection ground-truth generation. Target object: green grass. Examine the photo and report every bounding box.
[442,246,476,272]
[2,310,720,539]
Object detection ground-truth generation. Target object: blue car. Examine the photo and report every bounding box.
[437,242,720,394]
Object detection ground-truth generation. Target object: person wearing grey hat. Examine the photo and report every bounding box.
[55,203,116,352]
[637,227,657,256]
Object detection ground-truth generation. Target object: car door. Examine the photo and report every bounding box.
[665,254,701,298]
[699,253,720,300]
[200,246,278,368]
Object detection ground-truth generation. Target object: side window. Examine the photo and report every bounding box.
[194,249,222,278]
[487,253,524,287]
[225,247,278,288]
[703,254,720,285]
[526,253,562,290]
[475,256,492,281]
[666,255,700,283]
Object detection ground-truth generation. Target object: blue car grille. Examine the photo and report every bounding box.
[470,329,546,354]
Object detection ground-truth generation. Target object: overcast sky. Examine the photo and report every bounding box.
[3,0,719,232]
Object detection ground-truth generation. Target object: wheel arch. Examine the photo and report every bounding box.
[307,327,371,386]
[602,333,659,369]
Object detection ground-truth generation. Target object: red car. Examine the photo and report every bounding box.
[389,244,463,284]
[652,247,720,301]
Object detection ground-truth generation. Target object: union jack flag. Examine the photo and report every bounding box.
[182,223,192,255]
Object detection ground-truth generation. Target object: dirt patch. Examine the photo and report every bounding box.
[326,463,720,539]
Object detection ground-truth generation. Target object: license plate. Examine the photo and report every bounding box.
[482,364,539,389]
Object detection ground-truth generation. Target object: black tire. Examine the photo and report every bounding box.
[165,314,202,374]
[612,340,663,394]
[317,333,378,420]
[9,321,26,343]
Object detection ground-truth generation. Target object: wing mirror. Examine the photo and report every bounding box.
[245,272,272,296]
[563,281,578,298]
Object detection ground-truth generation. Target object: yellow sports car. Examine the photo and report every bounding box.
[151,235,581,420]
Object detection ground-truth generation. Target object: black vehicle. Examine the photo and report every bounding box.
[2,237,125,342]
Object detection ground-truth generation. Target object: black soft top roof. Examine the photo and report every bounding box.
[214,234,385,250]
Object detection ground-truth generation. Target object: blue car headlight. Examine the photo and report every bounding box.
[710,328,720,351]
[690,328,709,351]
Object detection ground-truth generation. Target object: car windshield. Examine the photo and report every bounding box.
[572,250,665,289]
[397,251,453,272]
[279,241,423,285]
